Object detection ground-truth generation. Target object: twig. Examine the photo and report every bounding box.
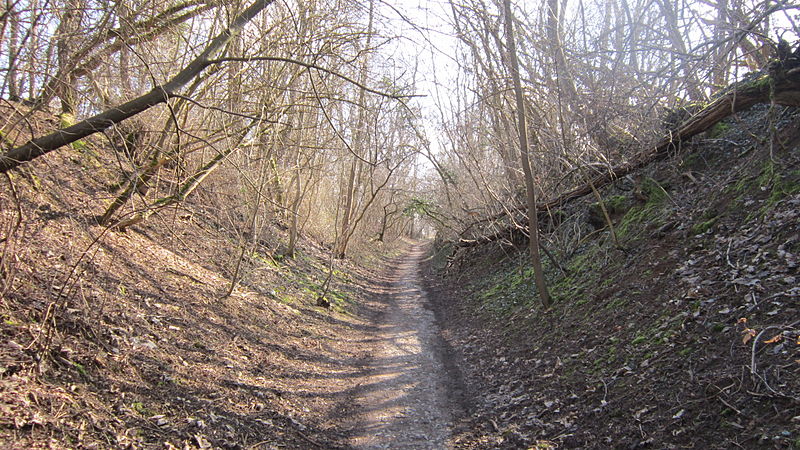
[706,384,742,415]
[750,320,800,398]
[725,238,737,269]
[206,56,422,100]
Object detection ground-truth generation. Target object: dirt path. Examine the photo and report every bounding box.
[346,244,458,448]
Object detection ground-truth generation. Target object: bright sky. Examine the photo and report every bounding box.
[375,0,462,170]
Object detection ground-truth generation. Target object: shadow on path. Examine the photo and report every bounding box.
[344,243,462,449]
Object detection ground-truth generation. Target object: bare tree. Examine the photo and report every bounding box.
[502,0,551,307]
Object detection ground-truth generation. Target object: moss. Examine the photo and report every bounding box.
[766,170,800,206]
[606,346,617,364]
[617,177,671,239]
[680,153,702,171]
[748,74,771,90]
[131,401,151,416]
[58,113,90,152]
[707,121,731,139]
[475,264,534,319]
[631,336,647,346]
[746,162,800,220]
[728,176,750,196]
[58,113,75,128]
[594,195,629,215]
[691,216,719,235]
[641,177,669,203]
[678,347,693,356]
[606,297,628,310]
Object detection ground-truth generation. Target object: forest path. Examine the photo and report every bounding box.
[345,243,459,448]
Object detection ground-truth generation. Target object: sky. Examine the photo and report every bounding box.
[373,0,463,170]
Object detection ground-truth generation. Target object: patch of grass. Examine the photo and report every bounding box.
[606,195,629,212]
[252,251,284,270]
[71,361,88,377]
[740,162,800,221]
[631,335,648,346]
[131,401,151,416]
[691,217,718,235]
[617,178,670,239]
[678,347,693,356]
[473,258,539,319]
[606,297,628,310]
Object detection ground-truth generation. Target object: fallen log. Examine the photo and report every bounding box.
[457,60,800,249]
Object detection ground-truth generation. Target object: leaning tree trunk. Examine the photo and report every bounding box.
[503,0,552,308]
[0,0,274,173]
[456,59,800,249]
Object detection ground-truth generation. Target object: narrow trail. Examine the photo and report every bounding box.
[346,244,458,448]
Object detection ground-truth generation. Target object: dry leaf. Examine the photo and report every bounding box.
[763,334,782,344]
[742,329,756,345]
[737,317,747,325]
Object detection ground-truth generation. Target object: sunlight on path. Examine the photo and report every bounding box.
[349,245,453,448]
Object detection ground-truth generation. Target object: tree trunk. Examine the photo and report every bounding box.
[55,0,84,115]
[503,0,551,308]
[0,0,274,173]
[334,0,373,259]
[6,1,20,100]
[456,64,800,248]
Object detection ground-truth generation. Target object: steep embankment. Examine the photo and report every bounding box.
[0,101,406,448]
[427,104,800,448]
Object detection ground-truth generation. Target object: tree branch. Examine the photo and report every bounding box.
[0,0,275,173]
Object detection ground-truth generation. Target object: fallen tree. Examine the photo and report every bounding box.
[457,56,800,248]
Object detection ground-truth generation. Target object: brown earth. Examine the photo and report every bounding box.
[0,101,464,448]
[345,244,464,448]
[3,98,799,450]
[422,104,800,449]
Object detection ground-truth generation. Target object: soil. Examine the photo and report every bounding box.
[421,105,800,449]
[0,102,465,448]
[345,244,463,448]
[3,95,800,450]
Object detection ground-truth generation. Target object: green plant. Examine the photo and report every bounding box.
[707,121,731,139]
[691,212,719,235]
[72,361,87,377]
[606,297,628,309]
[617,178,670,238]
[131,402,149,416]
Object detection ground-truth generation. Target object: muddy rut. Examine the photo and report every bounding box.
[346,244,459,448]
